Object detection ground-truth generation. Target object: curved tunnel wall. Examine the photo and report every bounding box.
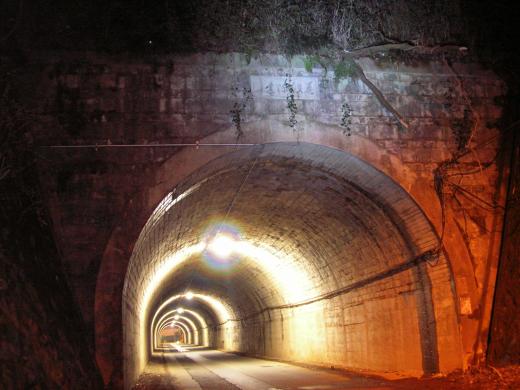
[122,142,462,387]
[157,324,187,345]
[153,307,210,348]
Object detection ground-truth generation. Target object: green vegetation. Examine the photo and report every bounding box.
[333,59,357,80]
[284,76,298,129]
[340,102,353,136]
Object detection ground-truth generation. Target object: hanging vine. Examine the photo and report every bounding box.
[283,75,298,129]
[230,86,252,140]
[304,49,410,134]
[340,101,353,136]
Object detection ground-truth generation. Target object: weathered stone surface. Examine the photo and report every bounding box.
[0,163,103,389]
[6,52,507,387]
[489,129,520,365]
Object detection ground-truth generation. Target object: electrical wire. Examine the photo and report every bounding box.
[41,143,258,149]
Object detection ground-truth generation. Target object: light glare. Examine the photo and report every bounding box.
[207,234,235,259]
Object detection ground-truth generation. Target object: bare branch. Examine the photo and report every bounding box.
[346,56,410,130]
[346,43,467,58]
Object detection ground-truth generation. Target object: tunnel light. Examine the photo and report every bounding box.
[174,314,180,320]
[177,307,184,314]
[185,291,194,300]
[207,233,235,259]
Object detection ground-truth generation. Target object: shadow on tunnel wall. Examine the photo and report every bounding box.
[487,78,520,366]
[463,0,520,366]
[0,72,103,389]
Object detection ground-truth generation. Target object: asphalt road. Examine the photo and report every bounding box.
[133,347,395,390]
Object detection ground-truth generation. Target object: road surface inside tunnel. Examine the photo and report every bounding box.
[132,346,402,389]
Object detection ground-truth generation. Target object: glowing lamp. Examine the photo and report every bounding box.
[185,292,194,300]
[207,234,235,259]
[174,314,180,320]
[177,307,184,314]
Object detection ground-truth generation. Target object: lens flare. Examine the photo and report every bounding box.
[207,234,235,259]
[202,223,242,268]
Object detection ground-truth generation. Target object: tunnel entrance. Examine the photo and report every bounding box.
[121,142,461,388]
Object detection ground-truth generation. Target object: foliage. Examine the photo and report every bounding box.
[303,56,314,73]
[283,76,298,129]
[304,53,357,84]
[1,0,471,54]
[340,102,353,136]
[244,46,258,65]
[303,55,323,73]
[333,59,356,81]
[451,108,473,152]
[230,87,253,139]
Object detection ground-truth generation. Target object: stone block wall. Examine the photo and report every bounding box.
[7,51,507,386]
[0,158,103,389]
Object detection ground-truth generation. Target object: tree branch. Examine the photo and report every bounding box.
[346,56,410,130]
[346,42,468,58]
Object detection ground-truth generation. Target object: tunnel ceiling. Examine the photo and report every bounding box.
[125,143,442,336]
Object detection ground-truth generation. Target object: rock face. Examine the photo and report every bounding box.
[0,155,103,389]
[489,130,520,365]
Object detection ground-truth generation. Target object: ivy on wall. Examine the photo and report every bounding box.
[230,86,253,140]
[283,75,298,129]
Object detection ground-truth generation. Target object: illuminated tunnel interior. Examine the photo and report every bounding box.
[3,2,519,388]
[122,142,460,387]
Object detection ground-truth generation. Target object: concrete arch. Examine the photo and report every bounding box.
[158,315,199,345]
[151,292,235,325]
[96,121,476,388]
[156,314,201,347]
[160,321,192,345]
[153,308,209,348]
[156,324,187,347]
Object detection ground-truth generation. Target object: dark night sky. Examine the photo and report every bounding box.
[0,0,517,57]
[1,0,519,98]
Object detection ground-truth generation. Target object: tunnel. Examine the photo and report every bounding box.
[3,1,520,388]
[122,142,460,388]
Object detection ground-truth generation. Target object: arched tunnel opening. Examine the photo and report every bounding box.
[3,1,520,388]
[122,142,460,388]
